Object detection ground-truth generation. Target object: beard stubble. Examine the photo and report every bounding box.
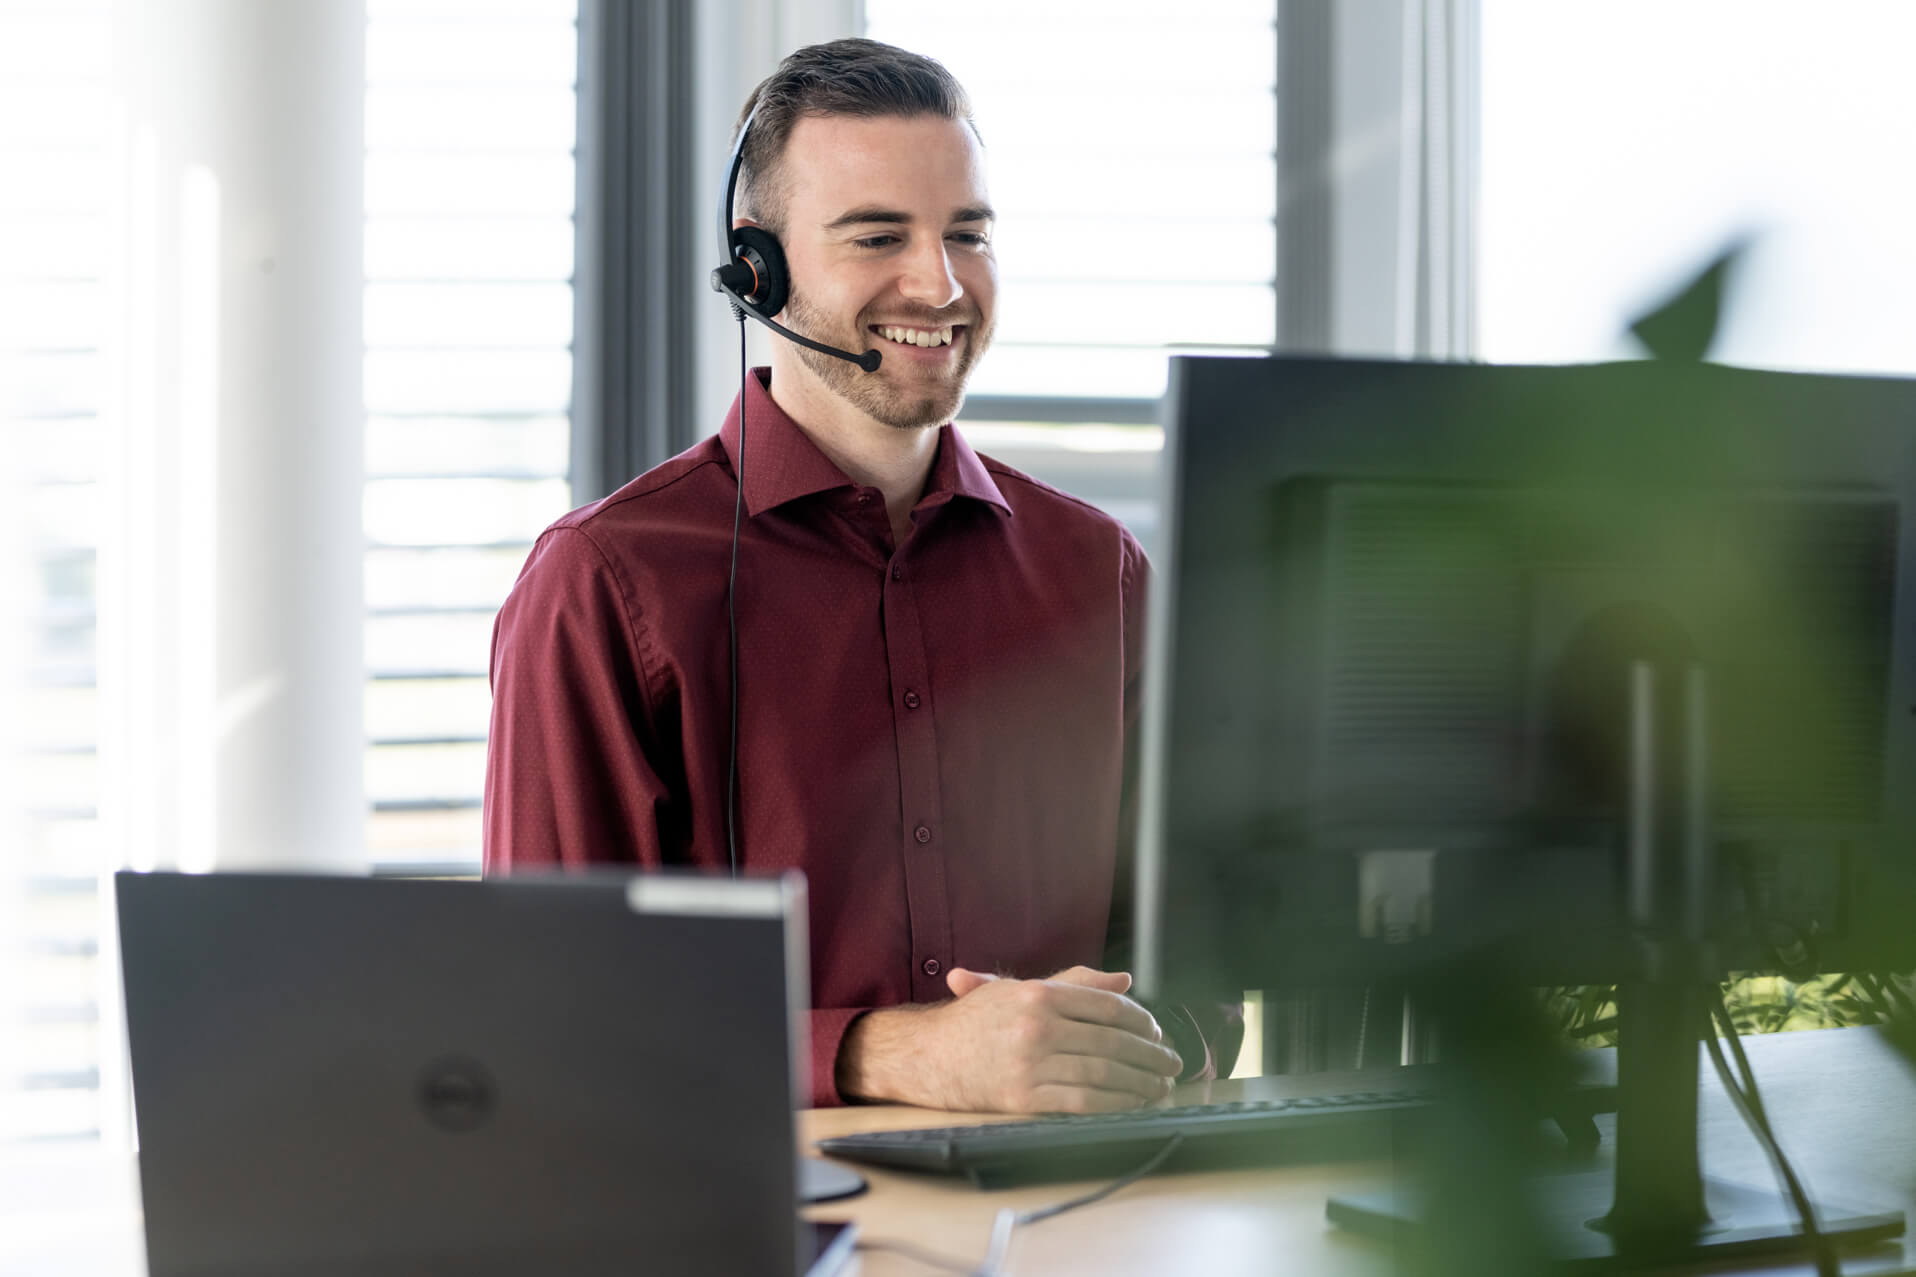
[783,287,990,431]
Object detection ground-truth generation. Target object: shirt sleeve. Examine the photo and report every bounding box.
[485,527,873,1107]
[483,525,672,871]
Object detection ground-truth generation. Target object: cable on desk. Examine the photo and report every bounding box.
[1703,993,1838,1277]
[1709,988,1774,1134]
[979,1132,1186,1274]
[856,1132,1186,1277]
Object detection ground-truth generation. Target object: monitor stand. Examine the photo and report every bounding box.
[1325,974,1905,1268]
[1329,663,1906,1269]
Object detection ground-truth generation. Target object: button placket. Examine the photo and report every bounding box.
[881,553,951,1002]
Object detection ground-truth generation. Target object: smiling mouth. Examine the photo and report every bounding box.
[869,323,965,350]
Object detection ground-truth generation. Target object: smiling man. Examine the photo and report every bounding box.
[484,39,1236,1111]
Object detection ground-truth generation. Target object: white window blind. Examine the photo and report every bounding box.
[0,0,115,1143]
[864,0,1279,402]
[362,0,578,876]
[862,1,1276,562]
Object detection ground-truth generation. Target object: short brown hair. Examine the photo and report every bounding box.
[733,38,976,231]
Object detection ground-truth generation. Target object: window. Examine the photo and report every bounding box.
[0,0,115,1143]
[863,0,1278,561]
[866,0,1278,403]
[1479,1,1916,376]
[362,0,579,876]
[0,0,584,1150]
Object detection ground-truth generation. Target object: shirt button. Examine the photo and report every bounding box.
[856,492,873,506]
[890,564,903,581]
[922,958,941,976]
[914,824,932,844]
[903,690,921,709]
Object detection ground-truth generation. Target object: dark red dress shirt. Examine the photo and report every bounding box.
[484,368,1222,1105]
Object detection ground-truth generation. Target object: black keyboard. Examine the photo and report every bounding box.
[815,1089,1437,1188]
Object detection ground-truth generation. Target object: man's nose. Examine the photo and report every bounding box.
[897,238,963,310]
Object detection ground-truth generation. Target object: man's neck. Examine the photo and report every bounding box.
[764,354,942,547]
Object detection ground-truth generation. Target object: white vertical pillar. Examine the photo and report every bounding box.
[1329,0,1416,359]
[692,0,781,433]
[691,0,862,434]
[108,0,365,876]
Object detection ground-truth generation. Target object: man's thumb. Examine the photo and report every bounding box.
[945,967,998,998]
[1049,966,1133,994]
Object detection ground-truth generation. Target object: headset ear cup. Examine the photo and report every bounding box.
[731,225,790,318]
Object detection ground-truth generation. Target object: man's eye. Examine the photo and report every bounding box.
[949,232,990,248]
[853,234,899,250]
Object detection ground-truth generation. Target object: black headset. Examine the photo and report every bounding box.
[711,102,883,879]
[710,101,883,373]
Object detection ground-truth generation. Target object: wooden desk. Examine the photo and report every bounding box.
[6,1026,1911,1275]
[802,1026,1916,1275]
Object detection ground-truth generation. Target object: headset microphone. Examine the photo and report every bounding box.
[711,103,883,373]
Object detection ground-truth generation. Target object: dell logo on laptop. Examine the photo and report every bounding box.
[418,1058,495,1132]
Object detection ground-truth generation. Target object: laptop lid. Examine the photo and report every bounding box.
[117,870,815,1277]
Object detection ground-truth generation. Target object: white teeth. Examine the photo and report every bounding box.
[877,324,955,348]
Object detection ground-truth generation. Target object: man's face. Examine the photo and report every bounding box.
[763,112,997,431]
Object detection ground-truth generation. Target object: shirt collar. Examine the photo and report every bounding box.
[719,367,1012,519]
[919,417,1012,517]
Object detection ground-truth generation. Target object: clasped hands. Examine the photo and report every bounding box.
[835,965,1184,1114]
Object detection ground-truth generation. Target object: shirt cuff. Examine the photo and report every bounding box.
[806,1006,871,1108]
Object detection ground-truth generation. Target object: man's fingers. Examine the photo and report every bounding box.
[1035,1050,1177,1101]
[1047,1019,1184,1079]
[1046,965,1132,995]
[1035,980,1164,1043]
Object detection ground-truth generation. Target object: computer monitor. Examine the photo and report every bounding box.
[1132,353,1916,1266]
[1138,354,1916,1004]
[1134,352,1916,1257]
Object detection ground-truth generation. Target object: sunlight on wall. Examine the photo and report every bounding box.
[1481,0,1916,374]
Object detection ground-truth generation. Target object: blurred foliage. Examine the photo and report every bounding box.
[1542,972,1915,1048]
[1541,984,1622,1047]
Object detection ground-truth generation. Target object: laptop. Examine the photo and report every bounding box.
[116,869,856,1277]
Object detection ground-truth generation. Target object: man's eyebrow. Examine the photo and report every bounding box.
[823,204,998,231]
[823,206,910,231]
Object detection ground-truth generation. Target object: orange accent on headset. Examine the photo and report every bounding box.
[745,254,761,300]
